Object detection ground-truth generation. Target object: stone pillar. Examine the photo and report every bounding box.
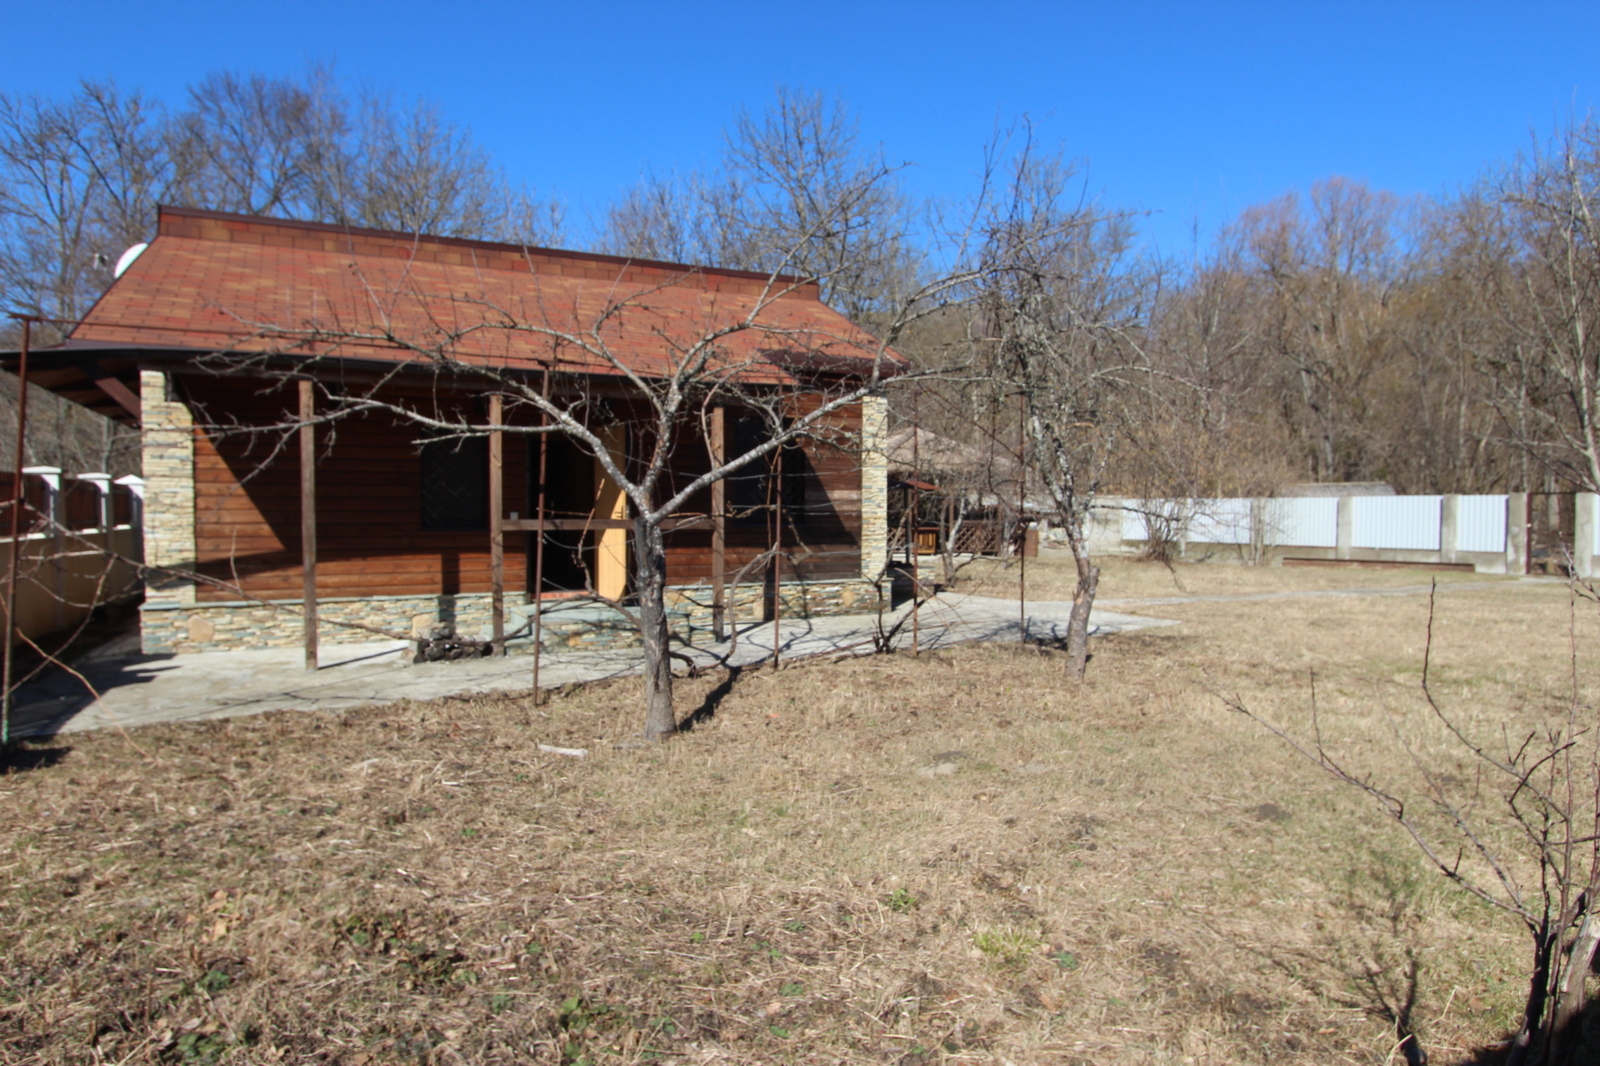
[1575,493,1597,579]
[1506,492,1529,576]
[140,370,196,606]
[1439,494,1459,565]
[858,394,889,580]
[1336,496,1355,561]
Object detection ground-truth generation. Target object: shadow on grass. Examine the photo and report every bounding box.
[1,743,70,774]
[1356,947,1427,1066]
[678,665,749,732]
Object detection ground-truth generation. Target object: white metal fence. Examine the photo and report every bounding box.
[1111,494,1517,554]
[1263,498,1339,549]
[1352,496,1443,551]
[1459,495,1509,554]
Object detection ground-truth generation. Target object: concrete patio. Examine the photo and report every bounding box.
[7,592,1175,738]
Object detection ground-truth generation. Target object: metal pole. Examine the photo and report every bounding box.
[771,443,782,669]
[910,393,920,656]
[2,317,31,749]
[532,369,549,704]
[299,378,318,672]
[710,405,726,641]
[489,393,504,654]
[1017,392,1027,644]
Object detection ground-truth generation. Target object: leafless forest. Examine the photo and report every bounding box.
[6,70,1600,499]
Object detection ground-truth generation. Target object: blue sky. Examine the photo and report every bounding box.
[3,1,1596,259]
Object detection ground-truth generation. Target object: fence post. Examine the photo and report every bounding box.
[1336,496,1354,561]
[1575,493,1597,579]
[114,475,145,529]
[1439,495,1459,566]
[22,467,63,631]
[1248,498,1266,565]
[75,473,112,531]
[1506,492,1529,575]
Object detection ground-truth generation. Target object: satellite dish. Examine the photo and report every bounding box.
[113,243,148,278]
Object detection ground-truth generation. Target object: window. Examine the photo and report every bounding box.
[726,414,807,524]
[781,435,809,522]
[420,436,488,531]
[727,415,773,521]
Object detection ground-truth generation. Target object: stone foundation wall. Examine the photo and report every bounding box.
[142,576,885,654]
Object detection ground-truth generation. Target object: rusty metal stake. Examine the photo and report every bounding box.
[2,316,31,749]
[532,368,549,705]
[711,405,726,641]
[489,393,505,654]
[299,378,318,672]
[911,392,920,656]
[771,445,782,670]
[1017,392,1027,644]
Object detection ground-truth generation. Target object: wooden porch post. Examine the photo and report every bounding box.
[299,378,318,672]
[771,446,782,669]
[711,405,726,641]
[489,393,504,653]
[531,370,549,703]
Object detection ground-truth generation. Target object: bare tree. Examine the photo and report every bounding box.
[0,81,174,335]
[974,139,1152,677]
[0,66,562,338]
[601,87,917,323]
[216,264,955,740]
[1228,585,1600,1066]
[178,128,989,738]
[1463,118,1600,494]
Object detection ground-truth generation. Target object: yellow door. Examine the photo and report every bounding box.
[594,426,628,601]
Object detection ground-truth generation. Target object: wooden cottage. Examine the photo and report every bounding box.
[15,207,893,655]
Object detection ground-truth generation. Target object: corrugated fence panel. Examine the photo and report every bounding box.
[1262,497,1338,548]
[1188,498,1253,545]
[1121,499,1186,541]
[1352,495,1442,550]
[1122,500,1147,541]
[1456,495,1507,554]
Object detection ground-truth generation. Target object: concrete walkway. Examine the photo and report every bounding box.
[9,593,1176,738]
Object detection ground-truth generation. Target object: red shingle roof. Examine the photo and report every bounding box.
[71,207,900,383]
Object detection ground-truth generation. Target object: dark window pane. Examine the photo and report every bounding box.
[420,436,488,531]
[782,439,808,523]
[728,415,773,519]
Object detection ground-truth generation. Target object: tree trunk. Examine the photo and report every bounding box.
[1548,905,1600,1066]
[633,518,676,740]
[1506,925,1557,1066]
[1065,531,1099,679]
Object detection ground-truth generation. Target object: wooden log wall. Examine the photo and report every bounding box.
[185,375,863,603]
[188,376,527,602]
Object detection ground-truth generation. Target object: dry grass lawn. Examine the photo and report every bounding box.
[1,557,1595,1064]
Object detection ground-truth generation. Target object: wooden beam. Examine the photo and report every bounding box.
[299,378,317,672]
[92,367,142,421]
[711,405,726,641]
[501,515,710,533]
[489,393,504,653]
